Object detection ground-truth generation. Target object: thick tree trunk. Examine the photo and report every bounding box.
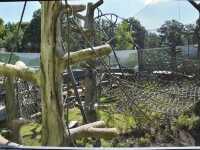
[5,76,17,123]
[84,67,98,122]
[5,76,20,143]
[84,2,98,123]
[84,2,103,147]
[40,2,68,146]
[0,1,116,146]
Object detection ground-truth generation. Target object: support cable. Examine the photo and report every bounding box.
[62,1,88,124]
[2,1,27,120]
[70,14,152,122]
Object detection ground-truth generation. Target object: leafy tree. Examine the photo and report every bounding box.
[158,20,184,47]
[158,20,185,71]
[2,23,17,51]
[3,22,28,52]
[0,18,5,39]
[115,21,133,50]
[94,19,113,46]
[145,32,161,48]
[194,18,200,59]
[62,15,84,51]
[128,17,146,49]
[22,9,41,53]
[183,24,197,45]
[22,9,83,53]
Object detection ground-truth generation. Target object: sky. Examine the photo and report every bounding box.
[0,0,199,30]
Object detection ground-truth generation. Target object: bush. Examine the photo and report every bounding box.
[174,114,200,130]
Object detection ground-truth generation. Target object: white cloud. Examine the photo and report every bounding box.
[144,0,161,5]
[144,0,170,5]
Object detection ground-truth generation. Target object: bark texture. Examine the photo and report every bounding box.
[5,76,17,123]
[70,121,118,139]
[40,2,68,146]
[0,1,116,146]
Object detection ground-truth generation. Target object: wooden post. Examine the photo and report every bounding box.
[5,76,20,143]
[84,2,98,123]
[137,48,144,73]
[0,1,117,146]
[84,1,103,123]
[5,76,17,123]
[40,2,68,146]
[40,1,114,146]
[84,1,103,147]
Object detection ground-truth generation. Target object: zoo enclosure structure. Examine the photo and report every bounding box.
[0,0,200,149]
[0,0,118,147]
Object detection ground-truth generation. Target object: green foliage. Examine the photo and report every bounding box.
[158,20,184,46]
[22,9,41,52]
[115,21,133,50]
[138,137,151,146]
[145,33,161,48]
[128,17,146,49]
[0,18,5,39]
[98,110,136,133]
[0,21,29,52]
[20,123,41,146]
[174,114,200,130]
[0,10,40,52]
[184,24,197,45]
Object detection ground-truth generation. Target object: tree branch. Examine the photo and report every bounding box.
[60,44,112,71]
[75,13,86,21]
[69,121,118,139]
[188,0,200,11]
[63,4,86,14]
[92,0,104,10]
[0,61,40,85]
[55,4,86,58]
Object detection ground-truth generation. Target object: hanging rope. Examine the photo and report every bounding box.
[2,1,28,118]
[69,11,152,121]
[61,1,88,124]
[7,1,27,64]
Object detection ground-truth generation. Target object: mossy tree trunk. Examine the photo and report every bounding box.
[5,76,20,143]
[84,1,103,147]
[84,0,103,124]
[84,2,98,123]
[5,76,17,123]
[40,2,68,146]
[0,1,116,146]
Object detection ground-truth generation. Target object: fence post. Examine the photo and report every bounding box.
[5,76,17,123]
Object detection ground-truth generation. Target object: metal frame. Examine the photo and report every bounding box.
[1,146,200,150]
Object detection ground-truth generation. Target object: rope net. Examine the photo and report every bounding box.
[16,80,41,121]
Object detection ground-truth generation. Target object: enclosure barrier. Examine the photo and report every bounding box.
[0,146,200,150]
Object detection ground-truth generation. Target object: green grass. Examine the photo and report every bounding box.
[98,111,136,133]
[20,123,42,146]
[20,107,136,146]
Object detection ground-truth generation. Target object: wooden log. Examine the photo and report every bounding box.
[0,61,40,85]
[69,121,118,139]
[60,44,111,71]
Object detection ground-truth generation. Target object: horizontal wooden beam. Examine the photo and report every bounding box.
[69,121,118,139]
[0,61,40,85]
[60,44,112,71]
